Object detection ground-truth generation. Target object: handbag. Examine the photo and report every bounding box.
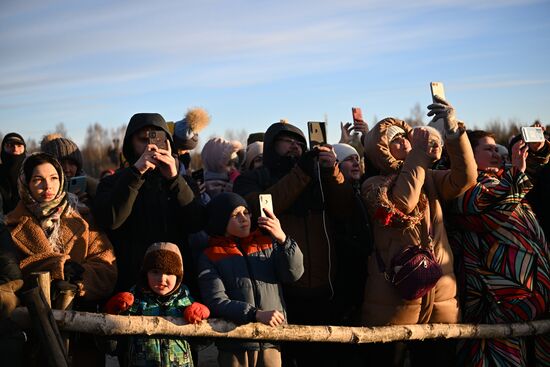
[375,237,442,301]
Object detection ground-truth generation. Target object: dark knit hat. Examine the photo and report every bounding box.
[246,132,265,145]
[42,137,83,174]
[206,192,249,236]
[141,242,184,293]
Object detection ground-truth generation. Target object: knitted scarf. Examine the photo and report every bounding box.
[17,158,69,252]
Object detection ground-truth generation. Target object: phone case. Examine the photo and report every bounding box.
[352,107,363,124]
[307,121,327,148]
[259,194,274,217]
[521,127,545,143]
[430,82,446,103]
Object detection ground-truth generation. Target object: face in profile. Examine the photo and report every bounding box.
[225,205,251,238]
[474,136,501,171]
[29,163,61,203]
[389,134,411,160]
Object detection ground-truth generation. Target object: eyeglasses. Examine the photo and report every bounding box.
[276,137,304,147]
[428,139,443,148]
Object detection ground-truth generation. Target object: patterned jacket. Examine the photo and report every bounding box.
[197,229,304,351]
[123,285,194,367]
[450,168,550,366]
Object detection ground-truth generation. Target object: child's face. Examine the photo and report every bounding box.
[225,205,251,238]
[147,269,177,296]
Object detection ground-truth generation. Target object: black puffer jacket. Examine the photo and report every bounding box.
[0,133,26,215]
[93,113,205,291]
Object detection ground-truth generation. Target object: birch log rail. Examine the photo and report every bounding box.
[10,308,550,344]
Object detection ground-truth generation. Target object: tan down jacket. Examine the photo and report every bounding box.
[5,202,117,302]
[360,118,476,326]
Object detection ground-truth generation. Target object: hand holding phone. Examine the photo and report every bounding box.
[259,194,274,217]
[521,126,545,143]
[352,107,364,125]
[430,82,446,103]
[191,169,204,186]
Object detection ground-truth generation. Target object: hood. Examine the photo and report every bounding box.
[1,132,26,165]
[122,113,173,165]
[363,118,412,175]
[263,121,307,174]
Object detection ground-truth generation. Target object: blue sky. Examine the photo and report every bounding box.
[1,0,549,147]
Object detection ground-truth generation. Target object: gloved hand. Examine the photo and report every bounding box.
[296,148,319,177]
[427,95,458,134]
[105,292,134,314]
[63,260,84,284]
[0,279,23,319]
[183,302,210,324]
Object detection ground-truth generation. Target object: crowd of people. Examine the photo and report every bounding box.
[0,98,549,367]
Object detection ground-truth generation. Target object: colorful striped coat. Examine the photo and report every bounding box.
[450,167,550,366]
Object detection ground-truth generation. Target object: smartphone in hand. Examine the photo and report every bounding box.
[147,130,169,150]
[259,194,273,217]
[67,176,87,194]
[521,126,545,143]
[191,168,204,186]
[307,121,327,149]
[430,82,446,103]
[352,107,364,126]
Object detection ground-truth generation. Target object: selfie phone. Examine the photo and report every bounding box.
[430,82,446,103]
[521,126,545,143]
[67,176,87,194]
[147,130,169,150]
[307,121,327,149]
[352,107,364,126]
[259,194,274,217]
[191,168,204,185]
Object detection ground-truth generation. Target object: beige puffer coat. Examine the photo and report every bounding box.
[360,118,476,326]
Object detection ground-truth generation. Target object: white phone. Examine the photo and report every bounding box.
[430,81,446,102]
[521,126,545,143]
[259,194,273,217]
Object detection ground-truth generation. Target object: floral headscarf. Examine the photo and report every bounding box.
[18,153,69,251]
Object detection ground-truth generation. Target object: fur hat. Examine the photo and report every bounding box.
[174,107,211,150]
[333,143,359,163]
[386,125,406,143]
[42,137,83,174]
[141,242,183,292]
[206,192,249,237]
[201,137,243,173]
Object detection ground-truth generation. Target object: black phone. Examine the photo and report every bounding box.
[307,121,327,149]
[191,169,204,185]
[146,130,169,150]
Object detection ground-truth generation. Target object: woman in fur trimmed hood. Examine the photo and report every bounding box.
[359,98,477,365]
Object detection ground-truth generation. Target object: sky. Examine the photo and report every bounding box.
[1,0,550,147]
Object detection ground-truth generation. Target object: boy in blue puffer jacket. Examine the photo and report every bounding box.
[197,192,304,367]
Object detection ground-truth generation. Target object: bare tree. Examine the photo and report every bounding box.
[81,123,112,177]
[404,103,425,127]
[54,123,68,138]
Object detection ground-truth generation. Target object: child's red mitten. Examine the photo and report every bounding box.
[183,302,210,324]
[105,292,134,314]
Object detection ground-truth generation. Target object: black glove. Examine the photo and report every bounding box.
[296,149,319,177]
[63,261,84,284]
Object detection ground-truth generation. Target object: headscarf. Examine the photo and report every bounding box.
[18,153,69,252]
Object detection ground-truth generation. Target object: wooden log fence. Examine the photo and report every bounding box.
[10,308,550,344]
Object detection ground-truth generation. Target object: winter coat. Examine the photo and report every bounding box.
[93,115,204,292]
[122,285,195,367]
[525,139,550,239]
[5,202,117,302]
[197,229,303,351]
[360,118,477,326]
[233,122,351,303]
[449,168,550,366]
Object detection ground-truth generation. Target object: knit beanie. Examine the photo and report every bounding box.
[42,137,83,174]
[386,125,406,143]
[141,242,184,292]
[243,141,264,170]
[206,192,249,236]
[201,137,243,173]
[174,107,211,150]
[333,143,359,163]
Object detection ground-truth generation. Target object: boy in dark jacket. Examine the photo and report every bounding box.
[197,192,304,367]
[105,242,209,367]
